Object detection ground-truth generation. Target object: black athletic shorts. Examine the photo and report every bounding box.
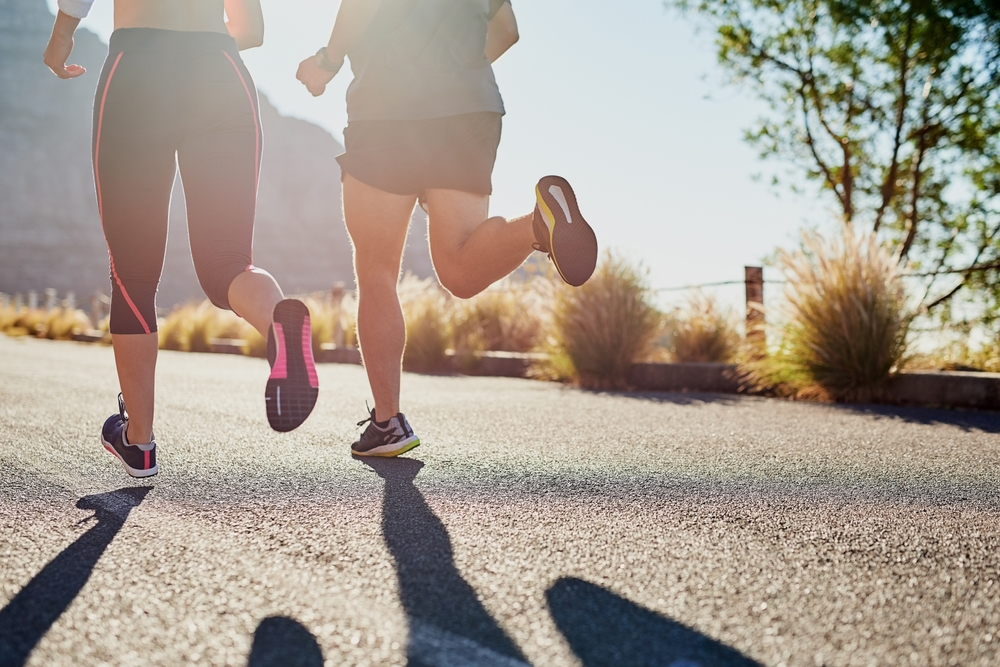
[336,112,502,196]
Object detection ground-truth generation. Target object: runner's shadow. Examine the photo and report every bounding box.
[247,616,323,667]
[0,486,152,667]
[546,577,761,667]
[359,457,529,666]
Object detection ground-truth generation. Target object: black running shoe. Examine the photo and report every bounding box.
[351,408,421,457]
[532,175,598,287]
[100,394,158,478]
[266,299,319,432]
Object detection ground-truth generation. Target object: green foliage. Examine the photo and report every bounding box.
[742,229,910,401]
[672,0,1000,326]
[535,253,662,389]
[908,337,1000,372]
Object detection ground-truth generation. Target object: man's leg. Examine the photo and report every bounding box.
[424,188,535,299]
[342,173,417,422]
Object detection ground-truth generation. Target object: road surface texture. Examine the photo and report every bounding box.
[1,335,999,667]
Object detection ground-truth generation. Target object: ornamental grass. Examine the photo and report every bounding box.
[535,252,661,389]
[664,292,740,363]
[743,229,910,402]
[398,277,450,373]
[0,305,92,340]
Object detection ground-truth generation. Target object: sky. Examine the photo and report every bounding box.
[50,0,828,308]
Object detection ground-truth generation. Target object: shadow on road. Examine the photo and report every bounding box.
[247,616,324,667]
[821,402,1000,433]
[0,486,152,667]
[582,388,742,406]
[359,457,529,667]
[546,576,761,667]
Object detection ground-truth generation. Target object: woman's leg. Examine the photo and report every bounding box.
[342,173,417,422]
[179,48,317,431]
[110,333,158,444]
[227,269,284,338]
[93,48,177,445]
[176,50,282,337]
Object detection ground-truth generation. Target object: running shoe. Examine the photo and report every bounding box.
[532,175,598,287]
[265,299,319,432]
[100,393,158,478]
[351,407,420,457]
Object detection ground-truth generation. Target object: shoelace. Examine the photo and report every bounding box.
[357,402,381,429]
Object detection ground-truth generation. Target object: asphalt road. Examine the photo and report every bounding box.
[1,335,999,667]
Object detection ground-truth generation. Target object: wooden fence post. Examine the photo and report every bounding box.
[745,266,765,353]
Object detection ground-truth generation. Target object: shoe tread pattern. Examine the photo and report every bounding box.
[537,175,598,287]
[266,299,319,432]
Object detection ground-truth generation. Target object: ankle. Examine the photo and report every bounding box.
[124,422,153,446]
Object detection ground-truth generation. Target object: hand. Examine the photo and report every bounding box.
[43,33,86,79]
[296,56,336,97]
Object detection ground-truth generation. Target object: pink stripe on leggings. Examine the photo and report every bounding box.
[94,52,151,335]
[221,51,261,193]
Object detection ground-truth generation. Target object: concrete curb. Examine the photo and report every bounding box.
[447,350,546,378]
[59,332,1000,410]
[887,370,1000,411]
[316,346,362,365]
[628,362,741,394]
[313,347,543,378]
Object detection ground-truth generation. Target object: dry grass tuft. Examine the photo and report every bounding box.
[742,229,910,402]
[452,283,544,352]
[398,277,450,373]
[663,293,740,363]
[158,301,250,353]
[304,294,359,356]
[534,252,661,389]
[43,308,93,340]
[1,305,93,340]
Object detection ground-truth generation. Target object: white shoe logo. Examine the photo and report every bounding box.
[549,185,573,224]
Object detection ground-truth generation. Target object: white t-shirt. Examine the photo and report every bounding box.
[58,0,94,19]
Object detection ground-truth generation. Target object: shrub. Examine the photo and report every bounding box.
[535,252,661,389]
[398,278,450,373]
[663,292,740,363]
[451,282,544,355]
[301,293,358,357]
[157,301,246,352]
[43,308,92,340]
[743,229,910,402]
[158,304,194,351]
[0,305,92,340]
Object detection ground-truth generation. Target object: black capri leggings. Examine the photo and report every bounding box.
[93,28,262,334]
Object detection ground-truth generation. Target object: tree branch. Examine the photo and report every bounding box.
[874,12,915,233]
[897,72,933,262]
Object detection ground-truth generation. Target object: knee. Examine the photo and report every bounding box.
[435,266,483,300]
[109,277,158,334]
[355,253,403,290]
[194,255,250,310]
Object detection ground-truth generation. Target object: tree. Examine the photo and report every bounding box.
[673,0,1000,328]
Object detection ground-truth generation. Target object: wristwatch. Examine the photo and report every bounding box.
[315,47,344,75]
